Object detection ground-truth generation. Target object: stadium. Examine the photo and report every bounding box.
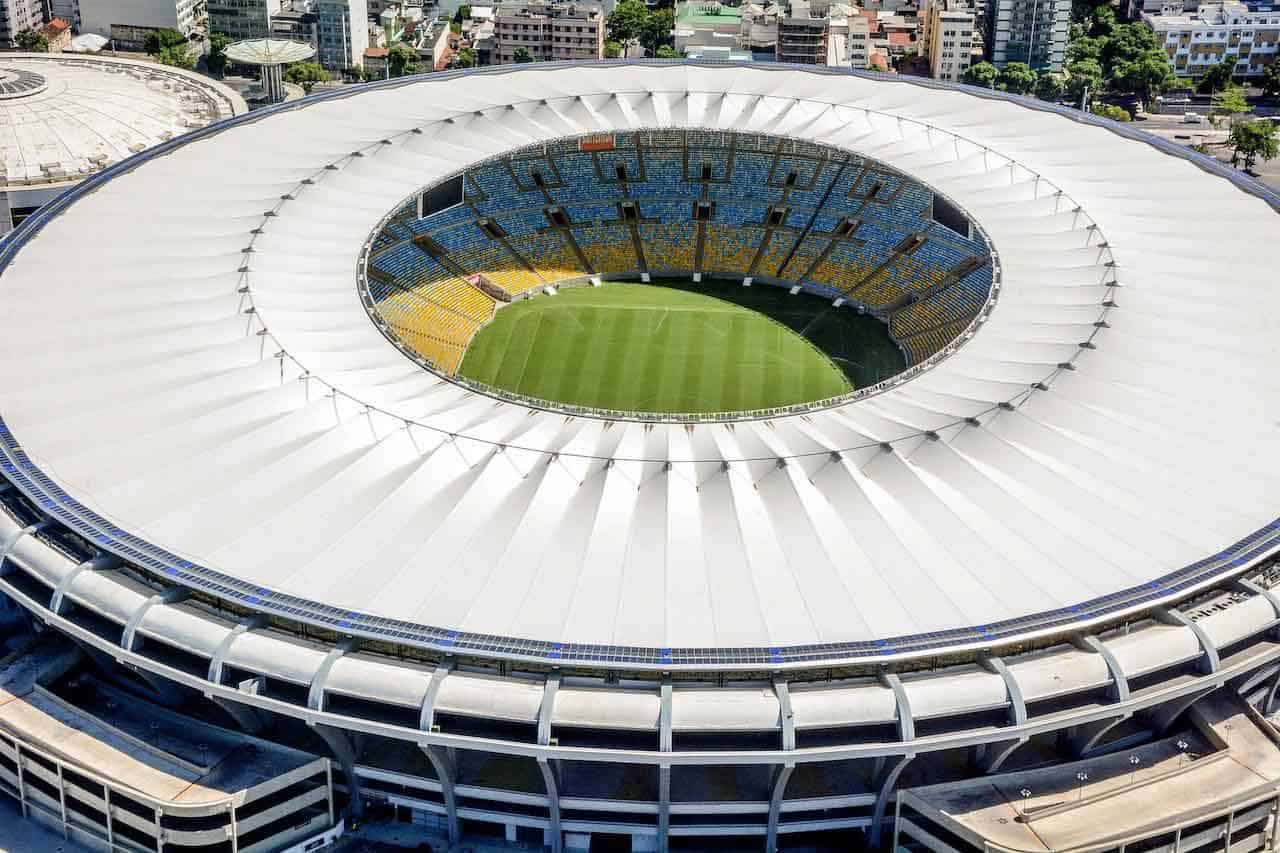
[0,60,1278,853]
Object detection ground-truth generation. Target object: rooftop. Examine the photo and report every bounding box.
[0,53,244,191]
[676,2,743,25]
[901,693,1280,852]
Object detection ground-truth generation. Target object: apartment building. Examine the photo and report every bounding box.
[0,0,45,46]
[208,0,280,40]
[777,0,828,62]
[316,0,368,69]
[79,0,200,41]
[673,1,780,55]
[493,2,604,64]
[985,0,1069,69]
[923,0,976,80]
[1146,0,1280,78]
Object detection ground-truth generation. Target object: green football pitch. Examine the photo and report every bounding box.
[457,279,905,414]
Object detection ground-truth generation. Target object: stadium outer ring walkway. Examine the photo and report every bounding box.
[0,61,1278,852]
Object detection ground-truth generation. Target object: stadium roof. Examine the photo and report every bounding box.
[1,62,1279,669]
[0,54,245,190]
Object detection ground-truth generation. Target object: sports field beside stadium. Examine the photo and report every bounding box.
[457,280,905,414]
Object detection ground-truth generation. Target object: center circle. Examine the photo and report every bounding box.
[361,129,996,418]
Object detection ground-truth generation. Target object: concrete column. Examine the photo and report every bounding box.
[765,764,794,853]
[539,758,563,853]
[421,744,460,846]
[311,723,363,819]
[869,753,913,848]
[658,675,672,853]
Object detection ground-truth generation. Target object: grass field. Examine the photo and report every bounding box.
[457,280,904,414]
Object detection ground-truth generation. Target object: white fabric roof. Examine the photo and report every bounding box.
[1,63,1278,663]
[0,54,245,189]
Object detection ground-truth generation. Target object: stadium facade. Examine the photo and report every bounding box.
[0,61,1279,853]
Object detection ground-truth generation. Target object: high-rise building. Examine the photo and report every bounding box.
[1146,1,1280,80]
[316,0,368,69]
[208,0,282,40]
[79,0,201,41]
[493,2,604,64]
[923,0,976,80]
[984,0,1068,70]
[0,0,44,46]
[0,0,46,43]
[777,0,828,62]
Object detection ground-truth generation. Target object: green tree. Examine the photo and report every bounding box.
[143,27,187,55]
[962,61,998,88]
[1101,22,1158,71]
[15,28,48,51]
[1197,56,1235,94]
[1065,58,1104,105]
[388,43,420,77]
[641,7,674,54]
[1066,35,1102,67]
[604,39,622,58]
[998,61,1037,95]
[1090,102,1132,121]
[1110,48,1172,104]
[607,0,649,44]
[156,44,195,68]
[1229,118,1279,171]
[1071,0,1096,23]
[452,4,470,23]
[206,32,231,77]
[284,61,330,92]
[1214,84,1251,121]
[513,46,534,63]
[1090,4,1115,37]
[656,44,680,58]
[1035,71,1066,101]
[455,47,477,68]
[1262,62,1280,99]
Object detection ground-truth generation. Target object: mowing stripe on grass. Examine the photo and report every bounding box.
[457,281,900,414]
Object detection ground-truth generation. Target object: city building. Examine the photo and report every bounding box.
[985,0,1069,69]
[923,0,976,80]
[777,0,829,62]
[493,1,604,63]
[48,0,79,33]
[673,1,744,54]
[685,43,753,57]
[270,1,320,47]
[316,0,368,68]
[0,0,45,46]
[1,62,1279,853]
[412,17,452,68]
[1145,1,1280,79]
[845,8,871,65]
[0,53,245,234]
[363,43,389,72]
[78,0,201,42]
[208,0,280,40]
[470,16,496,62]
[40,17,72,50]
[673,1,782,57]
